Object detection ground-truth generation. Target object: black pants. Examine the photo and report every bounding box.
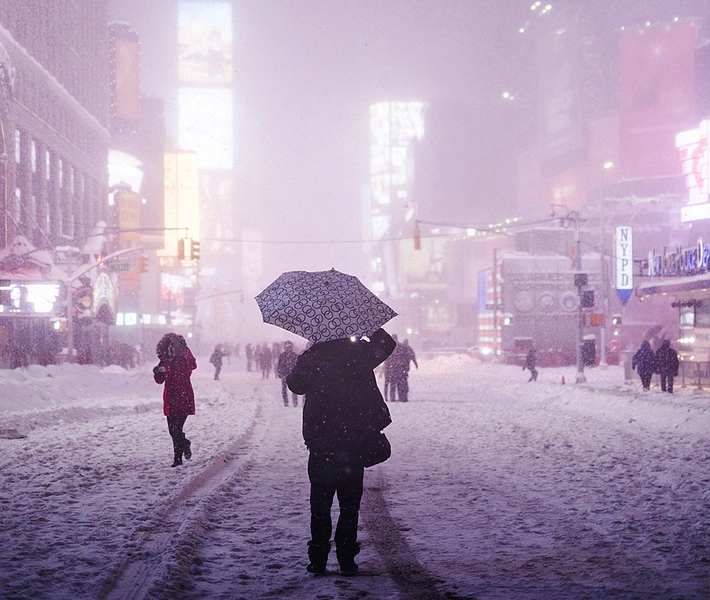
[660,374,674,393]
[167,415,188,453]
[214,364,222,380]
[281,378,298,406]
[528,367,538,382]
[307,452,363,563]
[640,373,652,389]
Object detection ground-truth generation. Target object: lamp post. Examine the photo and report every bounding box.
[599,160,614,369]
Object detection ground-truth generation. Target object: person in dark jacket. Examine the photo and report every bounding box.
[389,338,418,401]
[287,328,395,577]
[523,346,538,382]
[276,341,300,406]
[153,333,197,467]
[245,343,254,371]
[632,340,656,390]
[655,338,679,393]
[209,344,225,380]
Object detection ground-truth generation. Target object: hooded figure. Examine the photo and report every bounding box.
[632,340,656,390]
[287,328,395,577]
[654,339,679,393]
[153,333,197,467]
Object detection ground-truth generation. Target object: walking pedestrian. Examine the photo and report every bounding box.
[287,328,396,577]
[276,341,300,406]
[153,333,197,467]
[260,344,273,378]
[632,340,656,390]
[210,344,225,380]
[245,343,254,372]
[523,346,538,382]
[390,338,418,401]
[655,338,679,393]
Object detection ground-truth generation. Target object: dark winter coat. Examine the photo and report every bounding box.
[632,341,656,377]
[286,328,396,455]
[655,340,679,376]
[154,348,197,416]
[390,342,418,375]
[210,349,224,368]
[276,348,298,378]
[524,348,537,371]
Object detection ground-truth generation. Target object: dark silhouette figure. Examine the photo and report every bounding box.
[655,339,679,393]
[632,340,656,390]
[210,344,225,380]
[523,347,538,382]
[287,328,395,577]
[260,345,273,378]
[389,338,418,401]
[276,341,300,406]
[245,343,254,371]
[153,333,197,467]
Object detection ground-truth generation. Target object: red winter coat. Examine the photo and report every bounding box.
[154,348,197,416]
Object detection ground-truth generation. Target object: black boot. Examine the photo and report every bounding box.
[336,542,360,576]
[183,439,192,460]
[307,541,330,575]
[171,449,183,467]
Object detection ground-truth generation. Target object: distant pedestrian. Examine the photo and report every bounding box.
[655,339,679,393]
[153,333,197,467]
[632,340,656,390]
[390,338,418,401]
[260,344,273,378]
[287,328,396,576]
[245,343,254,371]
[210,344,225,380]
[523,347,538,382]
[383,334,398,401]
[276,341,300,406]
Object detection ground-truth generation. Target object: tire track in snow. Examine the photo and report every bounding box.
[361,467,454,600]
[102,390,268,600]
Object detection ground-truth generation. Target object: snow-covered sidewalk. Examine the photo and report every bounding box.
[0,357,707,599]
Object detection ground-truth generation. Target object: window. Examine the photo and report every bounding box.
[45,150,51,180]
[694,301,710,328]
[30,139,37,173]
[14,129,20,163]
[680,306,695,327]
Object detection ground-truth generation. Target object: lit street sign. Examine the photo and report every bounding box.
[615,226,633,304]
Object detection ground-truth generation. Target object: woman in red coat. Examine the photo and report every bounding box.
[153,333,197,467]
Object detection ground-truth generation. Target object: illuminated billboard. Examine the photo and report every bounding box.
[0,282,62,314]
[677,119,709,222]
[162,152,200,259]
[178,88,233,170]
[178,1,233,83]
[116,191,141,291]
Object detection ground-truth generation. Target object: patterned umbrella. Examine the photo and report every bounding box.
[255,268,397,343]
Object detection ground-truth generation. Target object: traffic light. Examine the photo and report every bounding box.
[139,255,149,273]
[612,315,622,326]
[190,240,201,261]
[413,223,421,251]
[178,238,186,260]
[580,289,595,308]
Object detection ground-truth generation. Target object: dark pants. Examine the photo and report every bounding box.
[167,415,188,454]
[281,378,298,406]
[395,373,410,401]
[307,452,363,566]
[640,373,652,389]
[660,374,674,393]
[528,367,538,382]
[214,364,222,380]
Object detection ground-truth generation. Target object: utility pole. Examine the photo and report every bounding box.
[571,211,587,384]
[599,161,614,369]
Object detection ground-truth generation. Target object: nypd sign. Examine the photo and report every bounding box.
[615,226,633,304]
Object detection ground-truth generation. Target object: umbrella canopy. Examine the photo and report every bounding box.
[255,268,397,343]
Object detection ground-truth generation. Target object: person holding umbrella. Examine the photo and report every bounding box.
[256,268,398,576]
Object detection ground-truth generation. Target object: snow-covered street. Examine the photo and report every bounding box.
[0,356,708,599]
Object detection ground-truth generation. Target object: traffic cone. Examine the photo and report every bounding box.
[561,376,565,384]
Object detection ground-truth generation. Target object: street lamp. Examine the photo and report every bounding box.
[599,160,614,369]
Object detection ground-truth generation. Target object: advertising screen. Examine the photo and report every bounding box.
[178,1,233,83]
[163,152,200,258]
[620,21,697,179]
[178,88,233,170]
[113,37,141,121]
